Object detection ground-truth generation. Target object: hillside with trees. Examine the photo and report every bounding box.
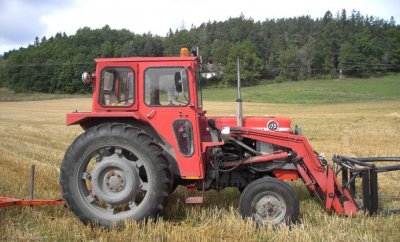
[0,10,399,93]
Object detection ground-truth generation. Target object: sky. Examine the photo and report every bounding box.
[0,0,399,55]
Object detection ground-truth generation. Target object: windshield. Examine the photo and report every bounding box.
[144,67,190,106]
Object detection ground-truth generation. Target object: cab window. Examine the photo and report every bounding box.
[99,67,134,106]
[173,119,194,156]
[144,67,189,106]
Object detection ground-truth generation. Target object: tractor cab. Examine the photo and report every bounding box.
[68,48,208,178]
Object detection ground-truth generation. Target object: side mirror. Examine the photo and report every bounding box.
[82,72,92,84]
[174,72,182,93]
[190,46,198,56]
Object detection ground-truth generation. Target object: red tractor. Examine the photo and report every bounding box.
[60,47,400,227]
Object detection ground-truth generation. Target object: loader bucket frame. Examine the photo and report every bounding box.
[333,155,400,215]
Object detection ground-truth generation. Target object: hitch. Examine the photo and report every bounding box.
[333,155,400,215]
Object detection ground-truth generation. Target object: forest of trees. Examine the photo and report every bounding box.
[0,10,399,93]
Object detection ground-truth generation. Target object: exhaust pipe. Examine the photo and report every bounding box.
[236,56,243,127]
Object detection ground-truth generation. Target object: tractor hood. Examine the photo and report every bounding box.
[208,116,292,133]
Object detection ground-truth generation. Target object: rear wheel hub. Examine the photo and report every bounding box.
[105,170,125,192]
[91,153,139,206]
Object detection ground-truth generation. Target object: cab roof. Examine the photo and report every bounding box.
[95,56,198,63]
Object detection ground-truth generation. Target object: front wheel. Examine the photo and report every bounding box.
[60,123,172,227]
[239,177,299,226]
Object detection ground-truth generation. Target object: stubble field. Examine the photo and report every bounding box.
[1,96,400,241]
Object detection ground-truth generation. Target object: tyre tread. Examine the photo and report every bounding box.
[60,123,172,227]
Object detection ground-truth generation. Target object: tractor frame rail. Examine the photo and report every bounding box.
[333,155,400,215]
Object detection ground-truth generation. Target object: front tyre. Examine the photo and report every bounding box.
[60,123,172,227]
[239,177,299,226]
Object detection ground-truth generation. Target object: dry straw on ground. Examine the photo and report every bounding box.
[1,98,399,241]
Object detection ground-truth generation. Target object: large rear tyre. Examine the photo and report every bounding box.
[239,177,299,226]
[60,123,172,227]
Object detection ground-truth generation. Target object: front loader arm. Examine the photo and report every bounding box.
[230,126,359,215]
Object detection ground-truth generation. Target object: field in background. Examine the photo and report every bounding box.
[0,88,89,102]
[0,96,400,241]
[203,75,400,103]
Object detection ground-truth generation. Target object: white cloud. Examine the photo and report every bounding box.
[0,0,73,53]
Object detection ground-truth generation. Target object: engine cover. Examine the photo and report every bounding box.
[209,116,291,133]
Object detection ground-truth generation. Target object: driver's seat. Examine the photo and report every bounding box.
[104,91,118,104]
[102,77,118,105]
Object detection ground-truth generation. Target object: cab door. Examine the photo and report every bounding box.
[138,61,204,179]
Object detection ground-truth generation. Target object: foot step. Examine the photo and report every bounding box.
[185,183,204,204]
[186,196,204,204]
